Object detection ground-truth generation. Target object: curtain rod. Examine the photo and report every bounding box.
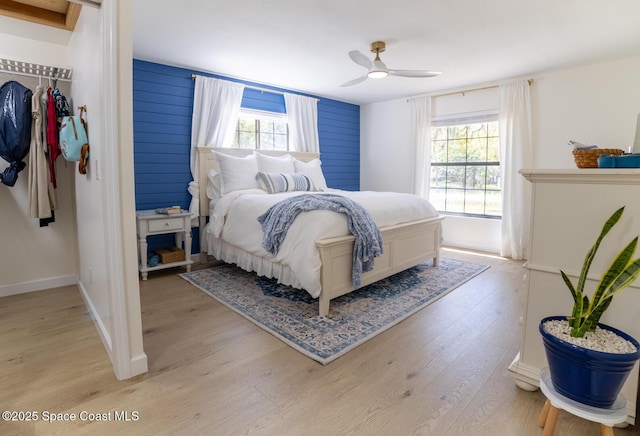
[407,79,533,102]
[191,74,319,101]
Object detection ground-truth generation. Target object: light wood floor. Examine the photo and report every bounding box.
[1,248,638,436]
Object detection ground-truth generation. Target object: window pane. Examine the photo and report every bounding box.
[260,120,274,133]
[427,118,500,218]
[273,134,287,151]
[466,166,486,190]
[468,123,487,138]
[448,140,467,162]
[487,166,500,189]
[485,190,502,216]
[238,132,254,149]
[488,122,499,137]
[431,140,447,163]
[274,122,287,135]
[487,137,500,161]
[429,187,446,211]
[430,166,447,188]
[431,126,448,141]
[446,166,465,188]
[260,132,274,149]
[467,138,487,162]
[238,118,255,133]
[464,189,486,215]
[445,188,464,213]
[231,111,289,150]
[449,125,467,139]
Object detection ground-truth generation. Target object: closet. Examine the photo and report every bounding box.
[0,58,78,296]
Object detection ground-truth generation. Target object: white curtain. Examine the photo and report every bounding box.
[410,96,432,197]
[499,81,532,260]
[284,93,319,153]
[188,76,245,218]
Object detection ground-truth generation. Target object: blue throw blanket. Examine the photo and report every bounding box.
[257,193,384,287]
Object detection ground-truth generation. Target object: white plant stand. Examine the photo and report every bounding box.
[537,368,628,436]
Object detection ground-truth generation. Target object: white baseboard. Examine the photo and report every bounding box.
[77,280,113,356]
[77,280,149,380]
[0,274,77,297]
[129,353,148,378]
[507,352,540,390]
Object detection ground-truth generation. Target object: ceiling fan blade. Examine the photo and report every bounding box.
[348,50,373,69]
[340,75,368,87]
[388,69,442,78]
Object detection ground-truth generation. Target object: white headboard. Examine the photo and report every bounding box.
[196,147,320,220]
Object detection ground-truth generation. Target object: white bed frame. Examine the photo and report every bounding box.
[197,147,444,316]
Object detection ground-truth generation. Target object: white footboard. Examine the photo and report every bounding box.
[315,216,444,316]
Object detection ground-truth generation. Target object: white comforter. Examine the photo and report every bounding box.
[207,189,438,298]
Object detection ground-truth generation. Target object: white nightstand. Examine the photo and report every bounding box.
[136,209,194,280]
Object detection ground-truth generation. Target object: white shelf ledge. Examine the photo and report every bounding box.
[520,169,640,185]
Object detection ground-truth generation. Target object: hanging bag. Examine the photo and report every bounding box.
[59,106,90,174]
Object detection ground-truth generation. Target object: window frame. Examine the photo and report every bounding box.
[429,111,501,219]
[230,108,290,151]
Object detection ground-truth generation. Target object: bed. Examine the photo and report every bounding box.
[197,147,444,316]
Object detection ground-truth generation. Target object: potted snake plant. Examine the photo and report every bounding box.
[539,206,640,408]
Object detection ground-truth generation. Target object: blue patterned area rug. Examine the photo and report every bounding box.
[180,258,488,365]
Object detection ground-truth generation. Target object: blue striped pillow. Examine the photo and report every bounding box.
[256,172,315,194]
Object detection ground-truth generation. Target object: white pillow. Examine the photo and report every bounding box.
[206,169,221,199]
[294,158,327,190]
[214,152,261,195]
[256,172,315,194]
[255,152,295,173]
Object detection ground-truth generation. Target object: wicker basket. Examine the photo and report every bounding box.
[572,148,625,168]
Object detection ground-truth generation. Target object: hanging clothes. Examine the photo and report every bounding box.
[46,86,60,188]
[0,80,32,186]
[53,88,70,118]
[28,85,57,225]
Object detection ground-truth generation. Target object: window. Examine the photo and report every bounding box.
[230,109,289,150]
[429,112,501,218]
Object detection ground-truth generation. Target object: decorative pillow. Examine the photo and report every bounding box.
[294,158,327,191]
[206,169,221,199]
[214,152,261,195]
[256,172,315,194]
[255,152,295,173]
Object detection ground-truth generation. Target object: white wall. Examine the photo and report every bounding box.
[68,3,113,352]
[532,55,640,168]
[0,33,79,295]
[360,98,414,193]
[360,54,640,254]
[0,16,71,66]
[68,0,146,379]
[361,86,502,253]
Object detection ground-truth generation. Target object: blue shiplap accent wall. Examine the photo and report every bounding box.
[132,59,360,254]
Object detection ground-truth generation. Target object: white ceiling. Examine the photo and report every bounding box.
[132,0,640,105]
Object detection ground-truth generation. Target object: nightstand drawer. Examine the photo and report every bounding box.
[148,217,184,233]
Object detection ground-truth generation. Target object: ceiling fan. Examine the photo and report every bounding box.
[341,41,441,87]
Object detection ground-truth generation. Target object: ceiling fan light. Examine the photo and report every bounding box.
[368,70,388,79]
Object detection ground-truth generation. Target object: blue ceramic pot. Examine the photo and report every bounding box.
[539,316,640,408]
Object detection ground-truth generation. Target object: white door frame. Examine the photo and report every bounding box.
[101,0,147,380]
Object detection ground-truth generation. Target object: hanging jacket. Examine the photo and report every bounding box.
[0,81,32,187]
[46,87,60,188]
